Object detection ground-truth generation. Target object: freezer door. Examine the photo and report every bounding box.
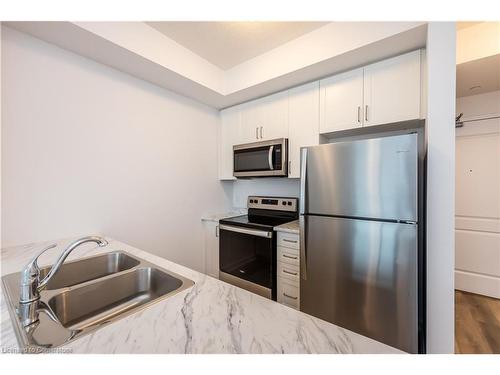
[302,133,418,221]
[300,215,418,353]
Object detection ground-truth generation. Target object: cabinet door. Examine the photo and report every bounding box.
[288,82,319,178]
[218,107,240,180]
[260,90,289,141]
[240,100,262,144]
[363,50,421,126]
[203,221,220,279]
[319,68,363,133]
[240,91,289,143]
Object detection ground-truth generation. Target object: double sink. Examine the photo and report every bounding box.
[2,251,194,351]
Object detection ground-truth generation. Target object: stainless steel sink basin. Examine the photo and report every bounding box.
[48,267,183,330]
[1,251,194,351]
[39,252,140,290]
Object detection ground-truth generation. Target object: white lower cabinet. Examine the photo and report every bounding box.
[203,221,219,279]
[277,278,300,309]
[276,231,300,310]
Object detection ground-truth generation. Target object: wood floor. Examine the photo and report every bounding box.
[455,290,500,354]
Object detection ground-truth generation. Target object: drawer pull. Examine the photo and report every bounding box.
[282,269,298,276]
[283,293,298,300]
[283,254,298,260]
[283,238,297,243]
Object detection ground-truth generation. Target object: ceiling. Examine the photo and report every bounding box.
[456,54,500,97]
[456,21,484,30]
[146,21,329,70]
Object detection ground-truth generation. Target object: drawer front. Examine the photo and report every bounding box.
[277,261,299,283]
[277,232,300,250]
[278,246,299,266]
[277,278,299,309]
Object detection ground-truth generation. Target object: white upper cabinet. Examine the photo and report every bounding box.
[319,50,422,134]
[288,82,320,178]
[319,68,364,133]
[218,106,240,180]
[217,50,424,180]
[239,100,262,144]
[363,50,421,126]
[260,91,289,141]
[240,91,289,143]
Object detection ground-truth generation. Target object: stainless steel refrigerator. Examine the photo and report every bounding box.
[299,122,425,353]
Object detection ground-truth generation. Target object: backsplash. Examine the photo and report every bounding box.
[231,178,300,208]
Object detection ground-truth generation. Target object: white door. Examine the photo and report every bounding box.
[319,68,363,133]
[455,108,500,298]
[260,90,289,141]
[218,107,240,180]
[288,82,320,178]
[363,50,421,126]
[240,100,262,144]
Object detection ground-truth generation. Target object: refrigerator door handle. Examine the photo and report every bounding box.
[299,148,307,215]
[299,215,307,280]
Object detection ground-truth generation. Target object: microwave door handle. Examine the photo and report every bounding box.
[268,145,274,170]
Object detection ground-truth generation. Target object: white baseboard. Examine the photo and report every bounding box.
[455,269,500,299]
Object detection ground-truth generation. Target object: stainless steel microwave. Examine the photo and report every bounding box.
[233,138,288,178]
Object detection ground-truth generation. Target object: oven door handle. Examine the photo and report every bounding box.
[219,225,273,238]
[268,145,274,170]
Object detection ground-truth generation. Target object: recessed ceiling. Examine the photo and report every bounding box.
[146,21,329,70]
[456,54,500,97]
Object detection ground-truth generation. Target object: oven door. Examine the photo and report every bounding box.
[219,225,275,299]
[233,138,287,178]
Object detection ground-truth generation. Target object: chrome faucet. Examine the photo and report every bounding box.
[18,236,108,327]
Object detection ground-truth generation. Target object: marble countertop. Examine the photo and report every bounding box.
[1,237,402,354]
[274,219,300,234]
[201,209,247,222]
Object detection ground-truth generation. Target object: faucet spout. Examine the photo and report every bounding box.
[18,236,108,327]
[37,236,108,291]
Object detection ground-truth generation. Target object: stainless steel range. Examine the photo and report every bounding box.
[218,196,298,300]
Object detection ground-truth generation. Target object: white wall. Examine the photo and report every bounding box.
[1,26,232,271]
[455,90,500,298]
[425,22,456,354]
[231,179,300,208]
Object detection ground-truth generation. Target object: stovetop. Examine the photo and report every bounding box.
[219,213,296,231]
[219,196,299,231]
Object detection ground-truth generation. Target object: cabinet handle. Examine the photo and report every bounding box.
[283,293,298,300]
[357,106,361,123]
[260,126,263,139]
[283,254,298,260]
[365,105,369,122]
[288,160,291,174]
[283,269,298,276]
[256,127,259,139]
[215,225,219,237]
[283,238,297,243]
